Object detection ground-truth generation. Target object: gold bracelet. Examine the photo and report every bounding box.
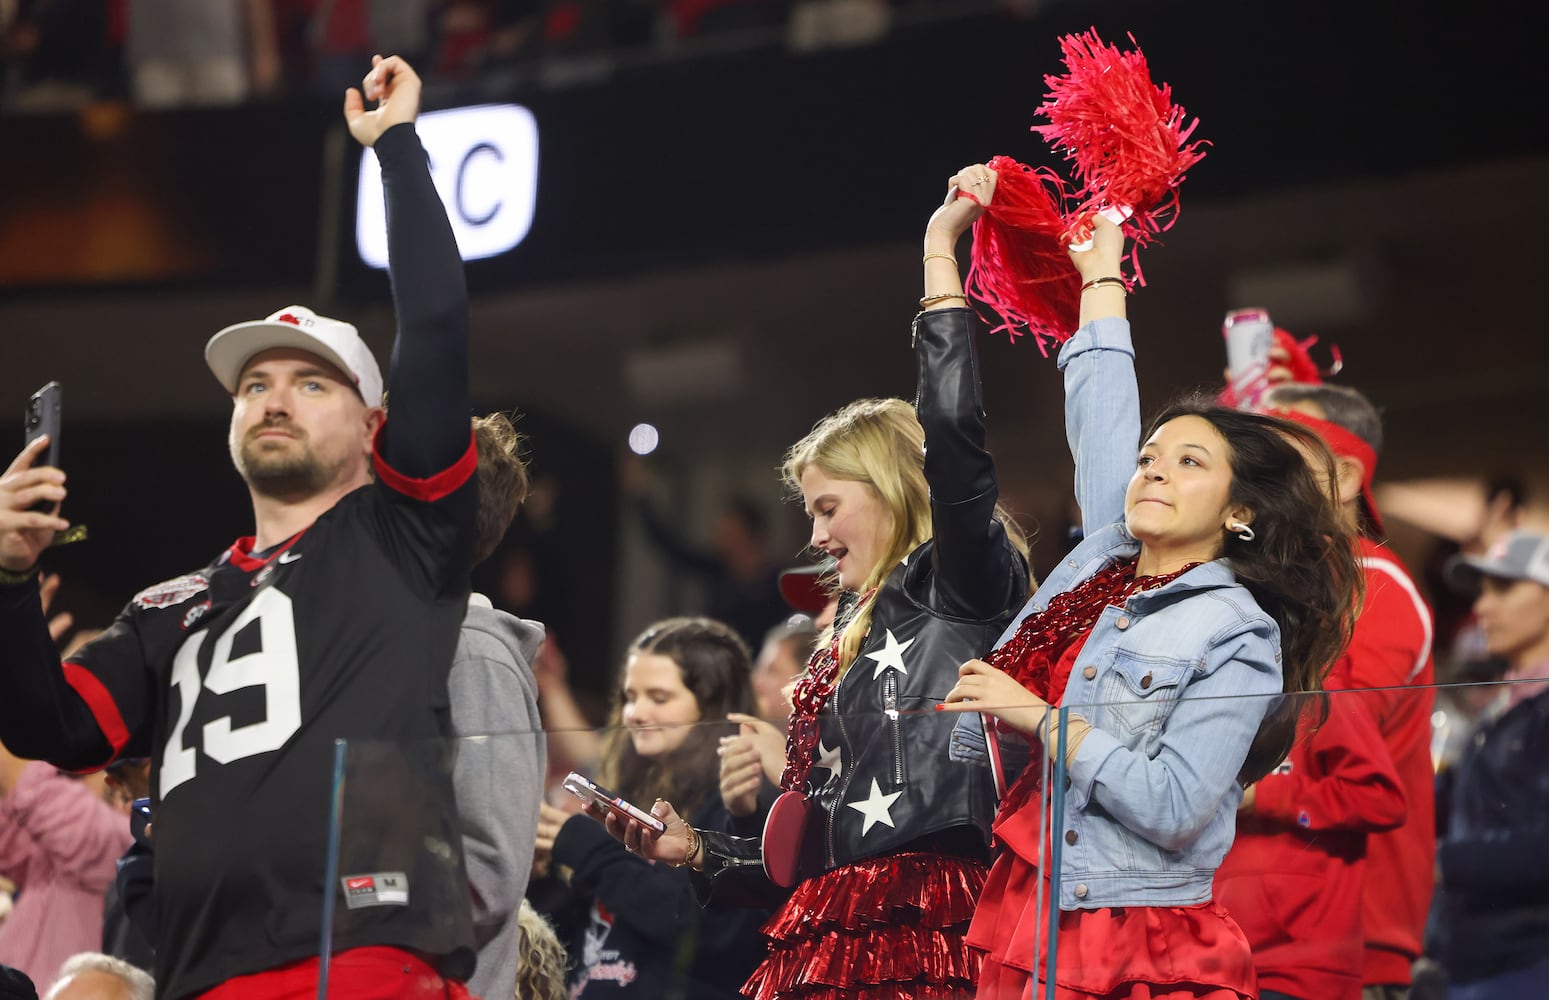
[1080,276,1127,294]
[919,292,968,308]
[923,252,959,266]
[672,826,702,869]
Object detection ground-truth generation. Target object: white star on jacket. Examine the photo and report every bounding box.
[814,738,843,784]
[846,778,904,836]
[864,629,916,680]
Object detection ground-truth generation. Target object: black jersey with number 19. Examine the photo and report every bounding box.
[64,440,479,998]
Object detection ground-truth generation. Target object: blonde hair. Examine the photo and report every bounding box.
[515,899,569,1000]
[783,399,933,675]
[784,397,1032,676]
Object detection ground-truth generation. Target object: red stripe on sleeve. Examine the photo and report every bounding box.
[62,661,131,759]
[371,427,478,503]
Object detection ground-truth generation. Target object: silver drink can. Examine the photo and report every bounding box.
[1222,308,1274,407]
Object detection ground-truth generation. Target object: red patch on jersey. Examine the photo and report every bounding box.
[345,876,375,890]
[133,574,210,610]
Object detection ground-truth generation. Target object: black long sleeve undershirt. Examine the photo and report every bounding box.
[374,122,471,478]
[0,576,109,768]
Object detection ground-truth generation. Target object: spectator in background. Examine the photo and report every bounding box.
[0,582,129,994]
[532,617,770,997]
[452,411,546,1000]
[1424,476,1528,674]
[1214,671,1408,1000]
[623,457,789,651]
[718,614,820,827]
[1429,655,1508,774]
[125,0,279,108]
[1433,531,1549,998]
[97,760,153,973]
[41,953,151,1000]
[1262,380,1438,1000]
[749,614,819,727]
[0,752,132,993]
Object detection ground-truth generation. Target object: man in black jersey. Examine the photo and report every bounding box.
[0,55,484,999]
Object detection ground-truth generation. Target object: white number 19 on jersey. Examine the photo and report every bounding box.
[160,588,304,799]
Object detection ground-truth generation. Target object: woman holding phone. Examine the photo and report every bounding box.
[612,167,1032,999]
[533,617,769,998]
[937,211,1364,999]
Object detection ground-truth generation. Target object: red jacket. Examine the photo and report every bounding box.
[1346,539,1436,985]
[1215,677,1407,1000]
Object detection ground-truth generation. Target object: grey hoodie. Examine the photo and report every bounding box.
[451,595,546,1000]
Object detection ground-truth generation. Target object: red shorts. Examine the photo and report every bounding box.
[194,947,477,1000]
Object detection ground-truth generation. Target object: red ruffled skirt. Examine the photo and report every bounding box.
[967,846,1256,1000]
[742,851,988,1000]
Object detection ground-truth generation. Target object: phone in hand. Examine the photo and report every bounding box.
[562,771,667,835]
[23,382,62,511]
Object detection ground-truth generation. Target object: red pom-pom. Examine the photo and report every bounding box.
[963,155,1081,353]
[1034,29,1206,277]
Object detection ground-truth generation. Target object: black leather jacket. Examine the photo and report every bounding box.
[702,307,1029,892]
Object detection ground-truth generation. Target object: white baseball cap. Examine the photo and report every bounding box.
[205,305,384,406]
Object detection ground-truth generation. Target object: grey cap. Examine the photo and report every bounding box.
[1446,530,1549,596]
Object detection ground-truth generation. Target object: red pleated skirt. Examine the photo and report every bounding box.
[742,851,988,1000]
[967,846,1256,1000]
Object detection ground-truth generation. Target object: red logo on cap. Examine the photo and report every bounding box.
[276,313,304,326]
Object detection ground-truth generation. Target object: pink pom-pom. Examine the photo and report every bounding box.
[1034,29,1207,278]
[963,155,1081,353]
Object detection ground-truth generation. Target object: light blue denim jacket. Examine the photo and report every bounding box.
[954,316,1283,910]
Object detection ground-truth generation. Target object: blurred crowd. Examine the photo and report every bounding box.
[0,0,997,112]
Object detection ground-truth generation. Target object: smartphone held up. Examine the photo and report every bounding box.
[23,382,62,512]
[562,771,668,835]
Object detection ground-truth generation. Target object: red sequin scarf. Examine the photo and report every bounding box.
[986,557,1201,700]
[780,591,874,792]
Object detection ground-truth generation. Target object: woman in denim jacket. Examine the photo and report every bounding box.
[940,205,1363,1000]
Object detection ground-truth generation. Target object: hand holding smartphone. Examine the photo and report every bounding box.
[562,771,668,835]
[22,382,62,513]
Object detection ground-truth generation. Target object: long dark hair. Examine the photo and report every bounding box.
[1144,397,1363,785]
[597,617,755,820]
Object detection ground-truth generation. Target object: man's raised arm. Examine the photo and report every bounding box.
[0,438,115,768]
[344,55,471,479]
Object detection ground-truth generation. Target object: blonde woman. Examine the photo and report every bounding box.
[614,167,1031,999]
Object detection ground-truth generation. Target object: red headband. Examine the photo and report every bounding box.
[1268,407,1384,535]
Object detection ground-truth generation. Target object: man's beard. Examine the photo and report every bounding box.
[235,423,339,500]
